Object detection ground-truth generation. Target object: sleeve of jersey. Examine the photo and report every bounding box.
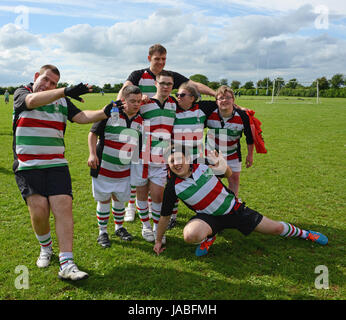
[172,71,190,89]
[160,175,178,217]
[66,97,82,122]
[13,86,31,114]
[199,101,218,118]
[126,69,144,85]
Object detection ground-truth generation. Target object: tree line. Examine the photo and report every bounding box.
[1,73,345,98]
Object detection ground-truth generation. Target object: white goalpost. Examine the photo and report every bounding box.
[268,79,320,104]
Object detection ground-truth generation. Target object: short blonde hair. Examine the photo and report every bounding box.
[215,85,235,100]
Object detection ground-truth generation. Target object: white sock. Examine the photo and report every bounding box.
[96,202,110,235]
[59,252,73,270]
[151,202,162,232]
[35,231,52,251]
[112,200,125,231]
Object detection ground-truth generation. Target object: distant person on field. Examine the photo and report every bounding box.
[4,89,10,104]
[12,64,114,281]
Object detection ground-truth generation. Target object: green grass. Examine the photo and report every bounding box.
[0,93,345,300]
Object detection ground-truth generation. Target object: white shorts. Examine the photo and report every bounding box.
[130,163,167,187]
[227,158,242,173]
[92,176,130,202]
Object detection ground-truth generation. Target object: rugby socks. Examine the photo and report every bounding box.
[279,222,308,239]
[96,202,110,235]
[112,200,125,231]
[136,200,151,229]
[151,202,162,232]
[59,252,73,270]
[128,186,136,210]
[148,195,152,215]
[35,232,52,251]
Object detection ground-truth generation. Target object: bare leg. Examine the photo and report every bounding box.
[227,171,240,197]
[254,216,284,235]
[26,194,50,236]
[183,219,213,244]
[49,194,73,252]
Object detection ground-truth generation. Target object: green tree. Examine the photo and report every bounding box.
[230,80,241,89]
[189,74,209,85]
[243,81,254,89]
[208,81,220,90]
[330,74,344,89]
[220,78,228,86]
[285,78,298,89]
[312,77,329,90]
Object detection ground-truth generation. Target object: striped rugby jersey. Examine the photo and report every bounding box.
[206,107,253,162]
[138,70,156,98]
[140,96,177,165]
[14,97,72,171]
[126,68,189,99]
[161,163,236,216]
[173,104,207,162]
[90,107,143,181]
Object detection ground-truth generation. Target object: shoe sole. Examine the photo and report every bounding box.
[58,273,89,281]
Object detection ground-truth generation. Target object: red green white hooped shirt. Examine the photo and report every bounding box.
[161,163,236,217]
[12,84,82,171]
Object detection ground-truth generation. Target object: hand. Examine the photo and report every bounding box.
[64,83,92,102]
[103,101,115,118]
[207,150,227,175]
[246,154,253,168]
[88,154,99,169]
[153,242,166,255]
[141,94,150,104]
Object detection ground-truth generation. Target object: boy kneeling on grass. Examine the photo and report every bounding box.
[153,146,328,256]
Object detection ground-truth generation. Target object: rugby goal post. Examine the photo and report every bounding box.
[269,79,320,104]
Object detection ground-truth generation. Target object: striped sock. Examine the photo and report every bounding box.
[59,252,73,270]
[96,202,110,235]
[148,195,152,214]
[136,200,151,228]
[279,222,308,239]
[35,232,52,250]
[151,202,162,232]
[128,186,136,210]
[112,200,125,231]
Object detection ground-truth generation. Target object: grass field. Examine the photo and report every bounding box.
[0,93,345,300]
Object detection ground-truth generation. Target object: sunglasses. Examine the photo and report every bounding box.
[176,93,192,98]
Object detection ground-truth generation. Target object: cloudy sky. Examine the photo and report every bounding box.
[0,0,345,87]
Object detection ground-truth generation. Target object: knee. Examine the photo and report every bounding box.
[183,228,201,244]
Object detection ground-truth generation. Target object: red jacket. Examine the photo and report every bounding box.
[245,109,267,154]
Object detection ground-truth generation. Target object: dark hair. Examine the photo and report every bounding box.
[39,64,60,77]
[122,85,142,98]
[156,70,174,81]
[149,44,167,56]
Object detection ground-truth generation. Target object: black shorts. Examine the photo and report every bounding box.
[15,166,73,202]
[189,202,263,237]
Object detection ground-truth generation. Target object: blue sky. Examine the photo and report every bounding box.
[0,0,345,86]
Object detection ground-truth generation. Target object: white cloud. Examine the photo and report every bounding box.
[0,4,345,87]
